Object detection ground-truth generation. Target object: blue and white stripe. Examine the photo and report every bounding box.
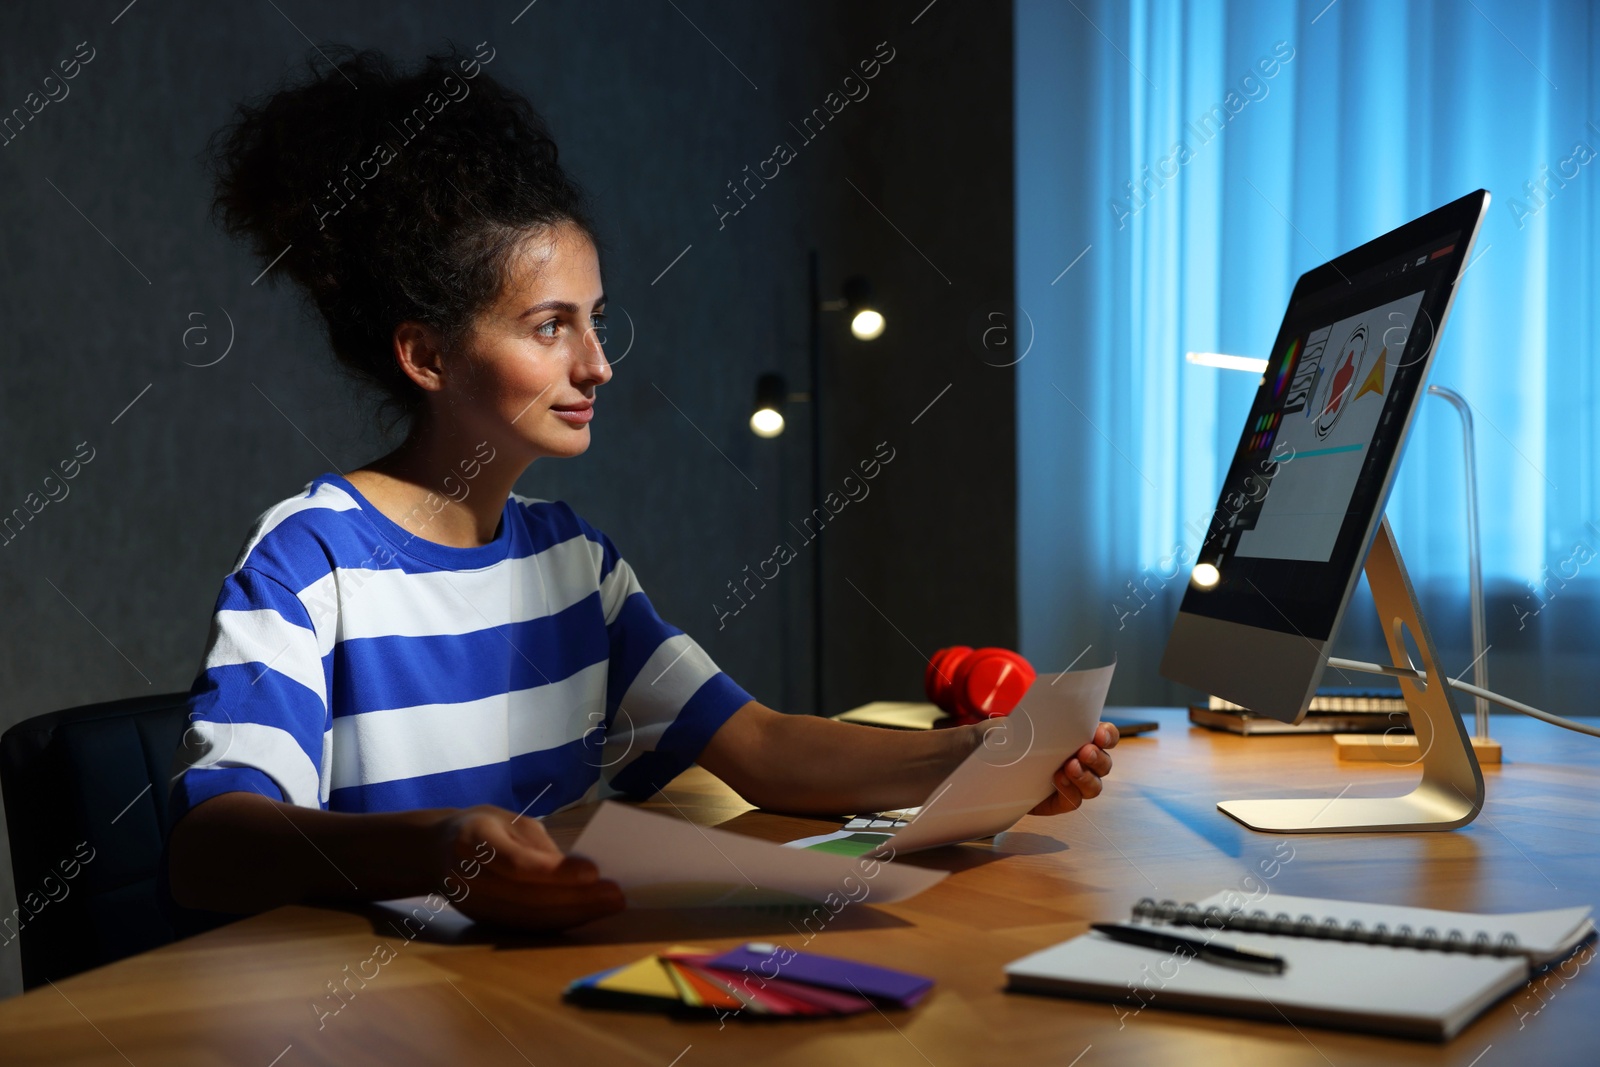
[169,474,753,823]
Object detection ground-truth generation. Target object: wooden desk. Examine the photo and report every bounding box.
[2,708,1597,1066]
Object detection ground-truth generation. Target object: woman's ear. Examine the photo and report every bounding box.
[392,321,450,393]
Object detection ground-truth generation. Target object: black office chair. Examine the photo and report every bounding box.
[1,690,201,988]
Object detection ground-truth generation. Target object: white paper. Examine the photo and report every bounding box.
[885,661,1116,853]
[1004,924,1527,1041]
[570,800,947,908]
[1005,892,1594,1039]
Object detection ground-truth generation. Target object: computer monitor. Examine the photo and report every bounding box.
[1160,190,1490,724]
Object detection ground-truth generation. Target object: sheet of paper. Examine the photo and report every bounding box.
[570,801,947,908]
[885,660,1116,853]
[832,701,948,729]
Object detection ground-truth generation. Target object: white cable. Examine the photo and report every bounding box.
[1326,656,1600,740]
[1448,678,1600,739]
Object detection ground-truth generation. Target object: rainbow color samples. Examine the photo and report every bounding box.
[564,942,934,1020]
[1274,336,1301,398]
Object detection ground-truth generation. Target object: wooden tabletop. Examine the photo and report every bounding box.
[2,708,1597,1066]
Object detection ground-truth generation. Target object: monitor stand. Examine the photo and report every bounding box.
[1218,517,1486,833]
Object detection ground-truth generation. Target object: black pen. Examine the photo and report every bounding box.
[1090,923,1287,975]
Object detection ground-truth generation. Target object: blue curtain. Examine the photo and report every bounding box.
[1017,0,1600,707]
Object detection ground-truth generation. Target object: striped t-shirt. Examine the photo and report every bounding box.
[168,472,755,825]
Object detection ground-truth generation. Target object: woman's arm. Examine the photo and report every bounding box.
[167,792,624,929]
[696,701,1117,816]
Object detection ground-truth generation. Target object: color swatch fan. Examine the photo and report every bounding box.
[565,942,933,1019]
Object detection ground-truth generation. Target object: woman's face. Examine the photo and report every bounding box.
[452,221,611,461]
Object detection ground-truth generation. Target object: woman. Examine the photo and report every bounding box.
[166,44,1117,931]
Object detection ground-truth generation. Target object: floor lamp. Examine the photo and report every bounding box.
[749,252,885,714]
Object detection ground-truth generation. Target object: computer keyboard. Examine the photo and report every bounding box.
[842,808,920,831]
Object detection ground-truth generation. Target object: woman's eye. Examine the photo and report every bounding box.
[590,312,607,330]
[535,319,560,338]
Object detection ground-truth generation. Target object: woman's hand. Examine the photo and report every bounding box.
[430,805,625,930]
[1028,721,1120,816]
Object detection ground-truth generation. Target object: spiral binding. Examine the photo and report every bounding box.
[1130,898,1524,958]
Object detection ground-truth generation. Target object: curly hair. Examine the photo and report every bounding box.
[206,42,596,434]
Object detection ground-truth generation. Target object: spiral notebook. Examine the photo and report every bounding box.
[1004,891,1594,1041]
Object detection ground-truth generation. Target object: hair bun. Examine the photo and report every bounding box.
[205,42,593,434]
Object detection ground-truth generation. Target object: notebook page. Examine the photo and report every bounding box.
[1189,892,1593,964]
[1005,929,1528,1040]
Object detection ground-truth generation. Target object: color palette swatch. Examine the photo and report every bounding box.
[564,942,934,1018]
[1274,337,1301,397]
[1248,409,1281,451]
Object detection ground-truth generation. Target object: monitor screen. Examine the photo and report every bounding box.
[1233,289,1426,565]
[1160,190,1489,719]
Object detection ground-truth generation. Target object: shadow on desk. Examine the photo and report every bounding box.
[707,810,1074,874]
[340,894,914,950]
[337,815,1074,951]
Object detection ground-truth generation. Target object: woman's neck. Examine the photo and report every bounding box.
[347,420,528,549]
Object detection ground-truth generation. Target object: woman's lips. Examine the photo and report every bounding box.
[550,404,593,424]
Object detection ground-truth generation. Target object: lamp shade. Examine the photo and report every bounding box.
[750,372,787,438]
[841,276,885,340]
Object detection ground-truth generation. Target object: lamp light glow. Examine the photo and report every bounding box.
[841,276,885,341]
[850,308,886,341]
[1191,562,1221,589]
[1185,351,1269,373]
[750,407,785,438]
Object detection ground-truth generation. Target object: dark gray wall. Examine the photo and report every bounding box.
[0,1,1015,999]
[815,7,1018,712]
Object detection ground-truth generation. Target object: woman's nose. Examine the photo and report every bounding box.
[579,327,612,384]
